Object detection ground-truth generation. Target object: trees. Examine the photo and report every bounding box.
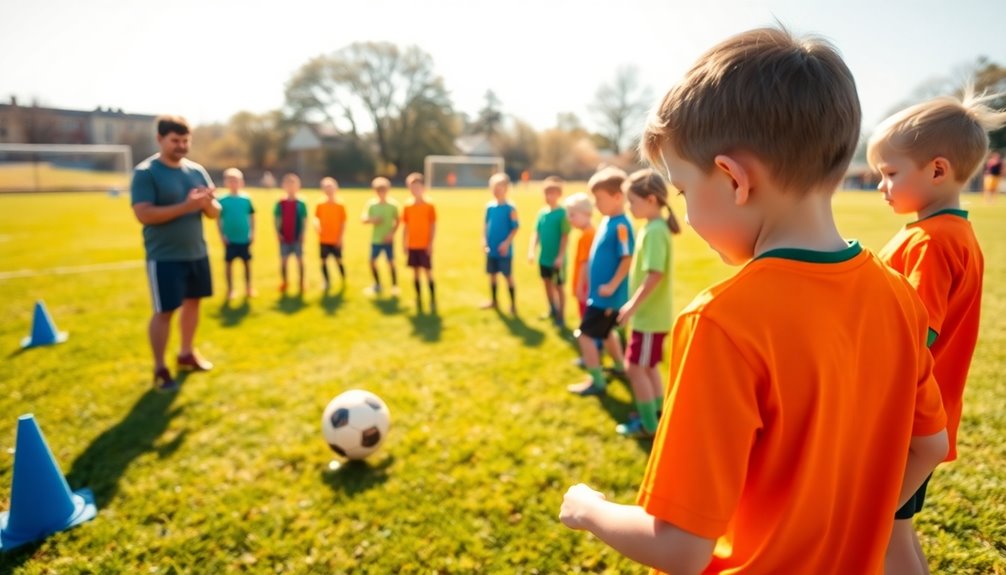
[589,65,653,154]
[285,42,458,176]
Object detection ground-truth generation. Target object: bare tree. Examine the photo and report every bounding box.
[589,66,653,154]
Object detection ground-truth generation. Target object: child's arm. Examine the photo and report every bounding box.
[248,210,255,244]
[554,229,569,268]
[384,213,399,244]
[598,255,632,297]
[527,231,539,262]
[499,226,518,257]
[217,214,228,245]
[427,221,436,254]
[560,483,715,574]
[898,430,948,507]
[619,271,664,324]
[577,261,589,301]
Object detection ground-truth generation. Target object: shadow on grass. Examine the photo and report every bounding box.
[408,310,442,342]
[494,308,544,347]
[320,286,345,316]
[590,372,654,454]
[371,296,400,316]
[215,298,251,327]
[320,455,395,496]
[0,538,43,571]
[274,293,306,314]
[64,383,187,509]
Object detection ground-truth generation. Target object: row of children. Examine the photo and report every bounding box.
[215,170,438,311]
[556,26,1002,575]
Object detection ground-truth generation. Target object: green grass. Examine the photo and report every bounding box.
[0,188,1004,574]
[0,164,128,192]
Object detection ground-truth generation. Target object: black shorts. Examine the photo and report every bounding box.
[575,305,619,340]
[146,257,213,313]
[895,474,932,519]
[486,256,513,276]
[539,264,565,284]
[407,249,432,269]
[225,243,251,262]
[321,243,343,259]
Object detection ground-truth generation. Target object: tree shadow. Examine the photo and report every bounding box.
[274,293,306,315]
[320,286,345,316]
[408,310,442,342]
[371,296,400,316]
[215,298,251,328]
[494,308,544,347]
[64,385,186,509]
[320,455,395,496]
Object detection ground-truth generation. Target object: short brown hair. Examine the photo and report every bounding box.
[868,92,1006,183]
[156,115,190,137]
[588,166,627,195]
[642,27,861,194]
[405,172,424,186]
[543,175,564,192]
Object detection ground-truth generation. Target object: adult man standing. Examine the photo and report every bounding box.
[131,115,220,391]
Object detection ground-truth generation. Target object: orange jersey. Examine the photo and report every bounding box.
[402,201,436,249]
[572,227,596,300]
[879,209,983,461]
[315,201,346,245]
[638,244,945,575]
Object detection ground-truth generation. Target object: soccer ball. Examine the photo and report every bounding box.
[321,390,391,460]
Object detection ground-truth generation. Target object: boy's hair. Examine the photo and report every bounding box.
[563,192,594,216]
[867,91,1006,183]
[372,176,391,190]
[624,168,681,234]
[320,176,338,188]
[642,26,861,194]
[588,166,628,195]
[543,175,564,192]
[156,115,190,137]
[282,172,301,185]
[223,167,243,180]
[489,173,511,188]
[405,172,424,186]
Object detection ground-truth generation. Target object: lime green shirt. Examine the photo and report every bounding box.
[629,218,674,333]
[365,199,400,244]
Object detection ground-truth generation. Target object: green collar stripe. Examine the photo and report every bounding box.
[927,328,938,348]
[756,241,863,263]
[919,209,968,222]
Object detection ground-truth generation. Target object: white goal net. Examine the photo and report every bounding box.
[0,143,133,193]
[424,155,505,189]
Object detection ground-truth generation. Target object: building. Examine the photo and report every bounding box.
[0,97,158,162]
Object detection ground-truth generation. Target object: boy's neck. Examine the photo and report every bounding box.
[324,196,336,203]
[916,192,962,221]
[606,209,624,218]
[752,191,846,257]
[229,189,240,195]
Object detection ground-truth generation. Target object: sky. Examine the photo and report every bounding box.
[1,0,1004,135]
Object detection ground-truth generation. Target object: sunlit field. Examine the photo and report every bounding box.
[1,187,1003,573]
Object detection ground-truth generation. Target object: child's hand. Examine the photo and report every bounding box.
[383,232,394,244]
[497,241,510,256]
[553,255,564,268]
[617,301,636,325]
[598,282,616,297]
[559,483,606,531]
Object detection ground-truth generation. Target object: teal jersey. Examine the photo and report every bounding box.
[535,205,570,266]
[129,154,214,261]
[218,193,255,243]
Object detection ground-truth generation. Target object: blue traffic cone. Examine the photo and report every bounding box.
[0,414,97,551]
[20,300,68,349]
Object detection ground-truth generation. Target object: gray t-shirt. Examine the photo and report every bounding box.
[130,154,214,261]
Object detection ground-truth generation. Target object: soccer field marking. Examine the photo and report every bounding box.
[0,259,145,280]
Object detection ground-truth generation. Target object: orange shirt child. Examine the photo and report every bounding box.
[316,201,346,246]
[402,201,436,250]
[879,210,983,461]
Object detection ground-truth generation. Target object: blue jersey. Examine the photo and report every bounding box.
[485,201,519,258]
[588,213,634,309]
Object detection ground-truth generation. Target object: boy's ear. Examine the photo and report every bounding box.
[931,157,952,184]
[713,154,752,206]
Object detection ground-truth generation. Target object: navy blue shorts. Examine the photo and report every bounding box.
[539,264,565,284]
[321,243,343,259]
[407,249,432,269]
[225,243,251,262]
[575,305,619,340]
[486,256,512,276]
[146,257,213,313]
[371,243,393,261]
[895,474,931,519]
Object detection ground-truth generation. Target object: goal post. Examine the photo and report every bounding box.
[424,155,505,189]
[0,143,133,193]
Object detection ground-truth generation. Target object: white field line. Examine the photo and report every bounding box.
[0,259,145,280]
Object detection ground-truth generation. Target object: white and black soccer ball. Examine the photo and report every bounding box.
[321,390,390,460]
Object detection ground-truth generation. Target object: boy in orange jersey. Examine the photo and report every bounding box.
[869,94,1005,574]
[315,177,346,291]
[564,192,596,320]
[558,27,948,575]
[401,173,437,313]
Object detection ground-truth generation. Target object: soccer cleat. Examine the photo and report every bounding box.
[604,365,627,377]
[153,367,178,393]
[364,285,381,297]
[567,380,606,396]
[616,415,655,439]
[177,352,213,372]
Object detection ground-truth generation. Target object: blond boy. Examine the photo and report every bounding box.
[401,172,437,312]
[559,27,948,574]
[361,176,400,296]
[869,94,1005,574]
[481,173,519,313]
[316,177,346,290]
[217,167,255,299]
[528,176,570,325]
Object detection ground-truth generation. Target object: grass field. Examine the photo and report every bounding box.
[0,164,129,193]
[0,187,1004,574]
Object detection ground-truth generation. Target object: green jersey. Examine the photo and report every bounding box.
[365,199,400,244]
[629,218,673,333]
[535,205,570,266]
[218,193,255,243]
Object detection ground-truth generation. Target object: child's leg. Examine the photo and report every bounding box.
[243,257,253,295]
[320,251,330,287]
[387,248,398,287]
[336,255,345,279]
[506,273,516,313]
[541,277,555,316]
[296,256,305,292]
[603,330,625,370]
[412,266,422,307]
[886,519,929,575]
[555,280,566,323]
[646,366,665,412]
[280,252,289,290]
[370,254,382,290]
[425,266,436,308]
[572,332,607,393]
[224,259,234,298]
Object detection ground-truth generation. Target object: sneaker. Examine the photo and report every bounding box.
[571,357,586,369]
[364,285,381,297]
[567,380,606,396]
[479,300,498,310]
[616,415,655,439]
[605,365,627,376]
[153,367,178,392]
[177,352,213,372]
